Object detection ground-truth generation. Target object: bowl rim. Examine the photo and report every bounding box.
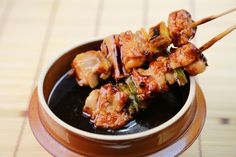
[37,38,196,141]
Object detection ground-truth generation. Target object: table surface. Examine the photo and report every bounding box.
[0,0,236,157]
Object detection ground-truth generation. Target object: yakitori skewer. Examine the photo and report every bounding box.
[83,24,236,129]
[71,9,236,88]
[192,7,236,28]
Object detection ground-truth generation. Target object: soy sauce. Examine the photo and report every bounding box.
[48,72,189,135]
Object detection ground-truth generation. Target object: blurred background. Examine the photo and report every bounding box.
[0,0,236,156]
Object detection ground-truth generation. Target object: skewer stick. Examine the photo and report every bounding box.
[199,24,236,53]
[192,7,236,28]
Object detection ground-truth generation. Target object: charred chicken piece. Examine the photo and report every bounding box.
[184,54,207,75]
[131,56,169,100]
[168,42,200,69]
[118,30,146,74]
[83,83,130,129]
[71,50,111,88]
[119,29,156,73]
[168,9,197,47]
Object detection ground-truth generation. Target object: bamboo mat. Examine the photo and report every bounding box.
[0,0,236,156]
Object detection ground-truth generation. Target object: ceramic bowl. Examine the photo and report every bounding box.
[37,40,197,157]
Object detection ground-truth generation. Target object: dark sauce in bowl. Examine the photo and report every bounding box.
[48,72,190,135]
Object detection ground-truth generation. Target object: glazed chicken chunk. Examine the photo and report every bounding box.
[83,83,130,129]
[168,42,200,69]
[119,29,150,73]
[72,50,111,88]
[168,9,197,47]
[131,57,169,100]
[185,54,207,75]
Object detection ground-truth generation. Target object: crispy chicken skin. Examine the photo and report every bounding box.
[168,9,196,47]
[72,50,111,88]
[83,83,130,129]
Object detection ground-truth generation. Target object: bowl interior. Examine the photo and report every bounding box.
[41,40,190,135]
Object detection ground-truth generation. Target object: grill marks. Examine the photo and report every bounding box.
[150,26,160,41]
[101,35,120,79]
[101,35,129,80]
[115,36,124,77]
[110,35,122,79]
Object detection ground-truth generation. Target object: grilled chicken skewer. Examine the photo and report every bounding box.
[72,10,195,88]
[72,8,236,88]
[83,24,236,129]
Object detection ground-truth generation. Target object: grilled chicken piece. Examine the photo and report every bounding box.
[83,83,130,129]
[168,9,196,47]
[131,69,159,100]
[131,57,169,100]
[168,42,199,69]
[72,50,111,88]
[185,54,207,75]
[119,29,149,73]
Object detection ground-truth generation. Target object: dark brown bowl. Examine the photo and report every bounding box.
[37,40,199,156]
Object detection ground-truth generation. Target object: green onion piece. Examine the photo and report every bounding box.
[119,77,150,115]
[117,83,129,95]
[125,77,137,95]
[128,95,139,115]
[117,81,139,115]
[128,103,137,115]
[174,68,188,86]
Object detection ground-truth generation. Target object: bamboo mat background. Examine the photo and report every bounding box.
[0,0,236,156]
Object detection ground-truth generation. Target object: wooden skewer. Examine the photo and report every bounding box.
[192,7,236,28]
[199,24,236,53]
